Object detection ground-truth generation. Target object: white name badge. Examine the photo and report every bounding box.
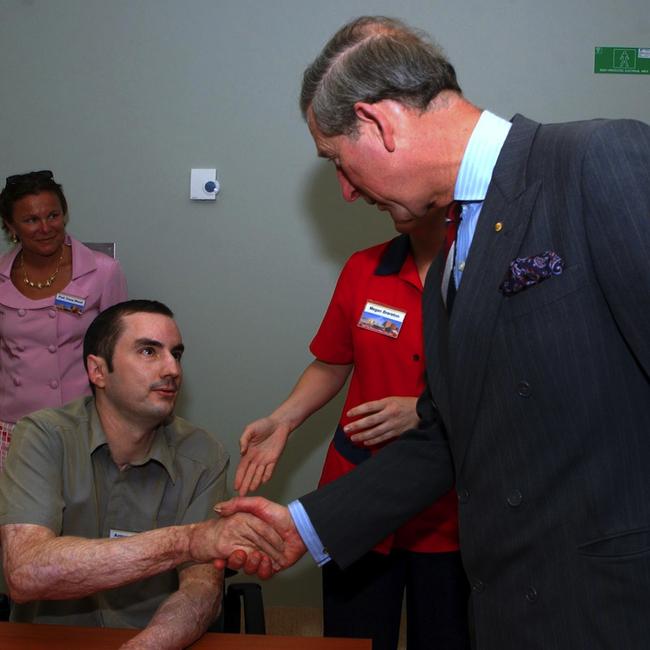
[109,529,137,539]
[357,300,406,339]
[55,292,86,314]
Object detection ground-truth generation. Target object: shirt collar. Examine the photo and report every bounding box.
[68,235,99,280]
[89,400,178,483]
[374,234,411,276]
[454,110,512,202]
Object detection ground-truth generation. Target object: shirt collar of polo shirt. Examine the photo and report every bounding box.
[374,234,411,276]
[88,399,178,482]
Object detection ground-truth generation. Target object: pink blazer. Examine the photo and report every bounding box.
[0,235,127,423]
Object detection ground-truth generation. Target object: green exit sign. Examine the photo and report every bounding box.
[595,47,650,74]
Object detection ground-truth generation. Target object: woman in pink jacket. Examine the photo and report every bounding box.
[0,170,127,468]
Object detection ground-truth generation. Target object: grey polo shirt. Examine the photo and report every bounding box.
[0,396,229,629]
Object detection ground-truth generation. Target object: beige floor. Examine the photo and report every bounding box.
[265,606,406,649]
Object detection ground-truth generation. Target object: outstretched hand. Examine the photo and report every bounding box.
[344,396,418,446]
[213,496,307,579]
[235,418,291,496]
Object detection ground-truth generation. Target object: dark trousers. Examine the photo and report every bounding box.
[322,549,470,650]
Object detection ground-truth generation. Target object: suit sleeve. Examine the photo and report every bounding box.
[582,119,650,376]
[299,384,454,568]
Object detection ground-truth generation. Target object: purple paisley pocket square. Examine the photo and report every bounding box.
[499,250,564,296]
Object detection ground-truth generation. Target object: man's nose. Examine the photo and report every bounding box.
[336,169,360,203]
[162,353,181,377]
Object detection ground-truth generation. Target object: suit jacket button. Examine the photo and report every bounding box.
[507,490,523,507]
[525,586,538,603]
[458,488,470,504]
[472,579,485,593]
[517,381,531,397]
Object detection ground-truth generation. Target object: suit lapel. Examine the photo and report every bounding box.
[448,115,542,467]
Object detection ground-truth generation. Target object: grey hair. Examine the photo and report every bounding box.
[300,16,461,136]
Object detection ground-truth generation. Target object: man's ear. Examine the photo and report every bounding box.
[353,101,397,152]
[86,354,108,390]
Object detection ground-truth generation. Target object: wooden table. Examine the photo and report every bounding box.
[0,622,371,649]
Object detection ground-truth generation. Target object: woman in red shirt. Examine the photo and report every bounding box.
[236,208,469,650]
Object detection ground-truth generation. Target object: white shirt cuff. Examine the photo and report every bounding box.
[288,500,331,566]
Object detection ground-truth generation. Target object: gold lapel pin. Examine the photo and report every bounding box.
[494,222,503,232]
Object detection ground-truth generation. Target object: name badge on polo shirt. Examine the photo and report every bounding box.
[109,529,137,539]
[357,300,406,339]
[54,292,86,314]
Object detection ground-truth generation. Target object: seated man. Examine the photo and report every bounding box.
[0,299,282,649]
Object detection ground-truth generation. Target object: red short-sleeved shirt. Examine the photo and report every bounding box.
[311,235,459,554]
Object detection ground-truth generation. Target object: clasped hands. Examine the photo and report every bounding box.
[213,496,306,579]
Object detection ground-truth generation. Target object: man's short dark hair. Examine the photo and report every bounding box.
[83,299,174,374]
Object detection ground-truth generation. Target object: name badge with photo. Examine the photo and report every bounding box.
[54,292,86,314]
[357,300,406,339]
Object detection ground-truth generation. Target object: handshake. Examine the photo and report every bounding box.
[210,497,308,579]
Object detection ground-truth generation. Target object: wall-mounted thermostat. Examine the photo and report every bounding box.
[190,168,220,200]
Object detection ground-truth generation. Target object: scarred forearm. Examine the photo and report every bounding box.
[121,564,222,650]
[2,523,197,603]
[2,513,283,604]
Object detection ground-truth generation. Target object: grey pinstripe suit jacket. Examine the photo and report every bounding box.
[300,114,650,649]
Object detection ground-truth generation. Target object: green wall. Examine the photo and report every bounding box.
[1,0,647,606]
